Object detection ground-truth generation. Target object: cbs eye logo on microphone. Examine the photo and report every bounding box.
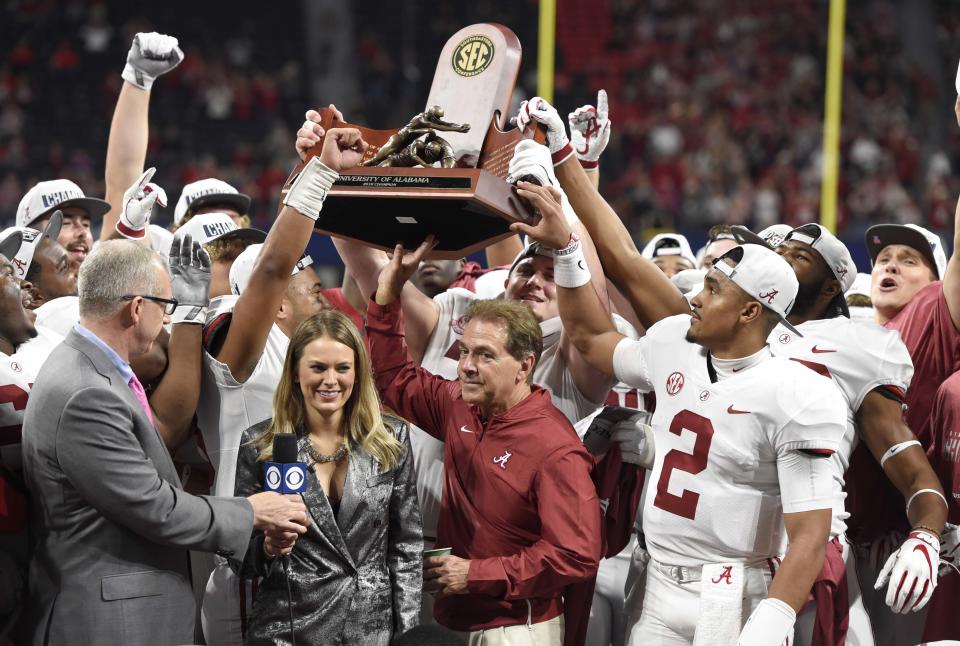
[263,462,308,493]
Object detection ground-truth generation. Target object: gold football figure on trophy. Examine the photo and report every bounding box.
[378,131,457,169]
[363,106,469,167]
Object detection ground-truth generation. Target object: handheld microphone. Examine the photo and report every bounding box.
[263,434,308,494]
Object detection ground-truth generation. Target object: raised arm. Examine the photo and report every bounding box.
[555,157,689,328]
[366,238,458,438]
[517,95,687,328]
[506,139,612,403]
[511,182,625,377]
[218,128,367,382]
[148,235,211,451]
[297,109,442,362]
[102,33,183,240]
[568,89,611,192]
[944,118,960,330]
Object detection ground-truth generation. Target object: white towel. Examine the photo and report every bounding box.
[693,563,745,646]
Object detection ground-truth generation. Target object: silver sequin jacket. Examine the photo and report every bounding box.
[232,415,423,645]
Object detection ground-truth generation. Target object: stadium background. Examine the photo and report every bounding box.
[1,0,958,274]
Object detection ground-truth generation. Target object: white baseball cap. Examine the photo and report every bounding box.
[642,233,697,266]
[16,179,110,229]
[0,230,23,266]
[784,224,857,293]
[865,223,947,279]
[845,272,872,299]
[0,210,64,279]
[756,224,792,248]
[172,212,266,248]
[229,243,314,296]
[174,178,251,226]
[712,244,802,336]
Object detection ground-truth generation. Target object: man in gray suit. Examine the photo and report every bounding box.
[21,239,310,646]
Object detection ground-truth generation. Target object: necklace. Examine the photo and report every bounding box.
[305,437,348,465]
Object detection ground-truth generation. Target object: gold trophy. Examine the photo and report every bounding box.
[282,24,545,259]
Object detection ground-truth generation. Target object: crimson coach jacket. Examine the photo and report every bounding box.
[367,299,602,632]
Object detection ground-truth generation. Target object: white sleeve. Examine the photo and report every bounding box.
[612,336,654,392]
[773,367,847,454]
[777,449,837,513]
[848,322,914,411]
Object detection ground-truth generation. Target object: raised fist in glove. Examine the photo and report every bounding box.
[508,140,580,226]
[295,104,345,161]
[569,89,611,169]
[117,168,167,240]
[514,97,573,165]
[168,233,211,324]
[874,529,939,613]
[122,32,183,91]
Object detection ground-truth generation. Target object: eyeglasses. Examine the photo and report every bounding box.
[122,294,179,315]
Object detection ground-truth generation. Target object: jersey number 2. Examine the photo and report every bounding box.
[653,410,714,520]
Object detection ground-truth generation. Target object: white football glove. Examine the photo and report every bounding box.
[874,529,939,613]
[612,418,655,468]
[122,32,184,91]
[514,96,573,164]
[568,89,612,169]
[117,168,167,240]
[507,140,578,226]
[939,523,959,577]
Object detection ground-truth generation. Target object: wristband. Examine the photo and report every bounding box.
[580,159,599,171]
[737,598,796,646]
[880,439,921,468]
[121,62,155,91]
[115,219,146,239]
[553,236,592,289]
[906,488,949,515]
[551,143,575,167]
[170,304,208,325]
[911,525,943,540]
[283,157,339,221]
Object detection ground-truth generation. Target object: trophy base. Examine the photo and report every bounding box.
[312,167,535,259]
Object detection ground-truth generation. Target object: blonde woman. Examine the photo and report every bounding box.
[233,310,422,645]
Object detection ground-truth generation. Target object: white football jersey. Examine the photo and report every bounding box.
[33,295,79,338]
[613,315,847,567]
[196,295,289,497]
[0,325,63,472]
[768,317,914,537]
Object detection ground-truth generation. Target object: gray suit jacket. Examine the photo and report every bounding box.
[234,416,422,646]
[20,329,253,646]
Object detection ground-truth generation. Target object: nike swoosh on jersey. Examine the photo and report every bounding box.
[459,425,474,433]
[727,405,751,415]
[811,346,836,353]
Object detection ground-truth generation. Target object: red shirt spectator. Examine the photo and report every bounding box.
[921,371,960,642]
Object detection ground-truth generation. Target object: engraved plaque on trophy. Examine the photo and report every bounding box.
[281,23,545,259]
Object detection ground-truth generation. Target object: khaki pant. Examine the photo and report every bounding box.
[468,615,564,646]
